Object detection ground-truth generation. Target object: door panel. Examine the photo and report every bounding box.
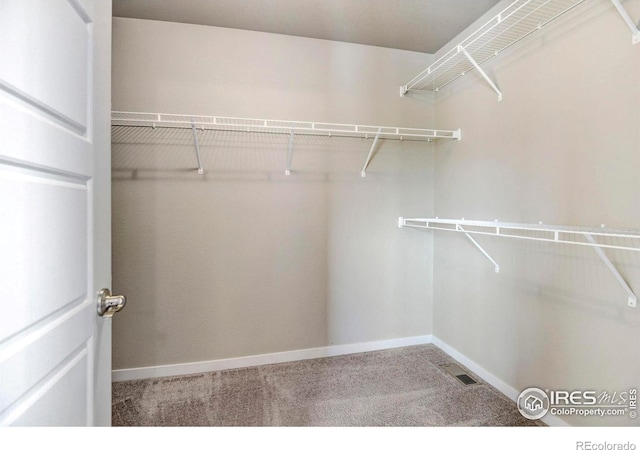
[0,0,90,130]
[0,167,88,342]
[0,304,93,415]
[0,99,91,176]
[0,0,112,426]
[11,347,90,426]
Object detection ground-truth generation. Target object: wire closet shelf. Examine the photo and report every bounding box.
[112,112,461,142]
[112,111,461,177]
[399,217,640,308]
[400,0,591,99]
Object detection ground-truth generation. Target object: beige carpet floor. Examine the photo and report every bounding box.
[112,344,543,426]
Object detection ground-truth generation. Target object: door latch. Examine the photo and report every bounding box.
[97,288,126,318]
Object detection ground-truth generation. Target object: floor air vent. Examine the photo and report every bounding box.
[455,374,478,385]
[440,363,478,386]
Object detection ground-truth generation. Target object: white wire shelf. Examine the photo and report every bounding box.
[112,111,461,177]
[399,217,640,307]
[401,0,603,100]
[112,112,461,142]
[399,218,640,246]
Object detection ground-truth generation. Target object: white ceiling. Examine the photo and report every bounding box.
[112,0,502,54]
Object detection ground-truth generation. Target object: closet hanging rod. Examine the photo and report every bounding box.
[111,111,461,142]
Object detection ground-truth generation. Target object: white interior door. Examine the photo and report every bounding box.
[0,0,114,426]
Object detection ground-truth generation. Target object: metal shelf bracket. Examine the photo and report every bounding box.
[610,0,640,44]
[361,128,382,177]
[285,130,294,176]
[460,47,503,102]
[585,234,637,307]
[458,224,501,273]
[190,119,204,175]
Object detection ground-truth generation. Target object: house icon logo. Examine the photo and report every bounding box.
[517,388,550,420]
[525,395,544,412]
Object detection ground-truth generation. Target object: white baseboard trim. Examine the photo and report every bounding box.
[431,336,569,427]
[111,334,434,382]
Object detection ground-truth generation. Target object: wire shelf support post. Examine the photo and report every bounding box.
[361,128,382,177]
[585,234,637,307]
[190,118,204,175]
[458,223,501,272]
[285,130,294,176]
[460,47,503,102]
[610,0,640,44]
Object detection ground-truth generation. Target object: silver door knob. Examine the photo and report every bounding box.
[97,288,126,318]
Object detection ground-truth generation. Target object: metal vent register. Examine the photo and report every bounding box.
[440,363,479,386]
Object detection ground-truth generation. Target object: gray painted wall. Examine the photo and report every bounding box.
[433,1,640,426]
[111,18,435,369]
